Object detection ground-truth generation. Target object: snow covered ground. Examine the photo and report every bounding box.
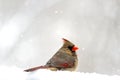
[0,66,120,80]
[0,0,120,79]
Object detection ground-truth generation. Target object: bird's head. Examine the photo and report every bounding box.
[62,38,78,52]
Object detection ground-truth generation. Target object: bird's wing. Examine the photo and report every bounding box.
[46,51,75,68]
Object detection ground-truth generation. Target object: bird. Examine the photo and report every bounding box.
[24,38,78,72]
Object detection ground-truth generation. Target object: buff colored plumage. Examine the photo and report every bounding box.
[24,38,78,72]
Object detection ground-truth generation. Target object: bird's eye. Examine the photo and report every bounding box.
[68,46,74,51]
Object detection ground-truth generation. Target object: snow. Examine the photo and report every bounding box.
[0,0,120,77]
[0,66,120,80]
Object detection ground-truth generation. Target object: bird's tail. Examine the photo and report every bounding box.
[24,66,48,72]
[24,66,57,72]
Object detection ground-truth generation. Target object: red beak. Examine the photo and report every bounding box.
[72,46,78,51]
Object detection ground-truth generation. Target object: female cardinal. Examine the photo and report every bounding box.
[24,38,78,72]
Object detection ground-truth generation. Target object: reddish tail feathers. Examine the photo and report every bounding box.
[24,66,48,72]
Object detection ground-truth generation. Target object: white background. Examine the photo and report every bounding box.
[0,0,120,76]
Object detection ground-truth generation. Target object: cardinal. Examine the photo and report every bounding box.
[24,38,78,72]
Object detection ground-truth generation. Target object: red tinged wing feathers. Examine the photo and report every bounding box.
[46,50,75,68]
